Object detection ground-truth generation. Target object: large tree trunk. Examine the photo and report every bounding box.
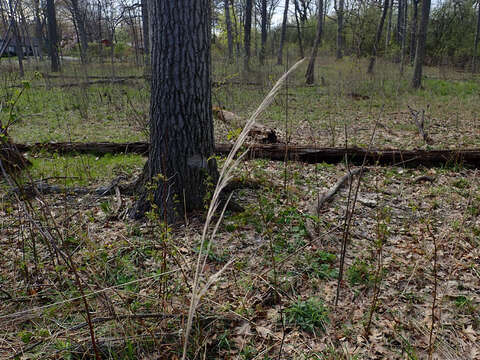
[129,0,218,221]
[473,1,480,73]
[259,0,267,65]
[244,0,253,71]
[305,0,323,84]
[336,0,345,59]
[277,0,289,65]
[46,0,60,72]
[410,0,418,64]
[411,0,431,89]
[224,0,233,61]
[294,0,304,58]
[367,0,389,74]
[70,0,88,64]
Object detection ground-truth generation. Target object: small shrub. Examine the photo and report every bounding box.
[300,250,338,279]
[347,259,374,286]
[285,297,329,333]
[454,295,477,314]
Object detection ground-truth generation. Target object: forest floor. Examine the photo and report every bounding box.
[0,55,479,359]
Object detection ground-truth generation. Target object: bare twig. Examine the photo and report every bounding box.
[408,105,434,145]
[335,107,381,307]
[315,168,365,212]
[427,225,438,360]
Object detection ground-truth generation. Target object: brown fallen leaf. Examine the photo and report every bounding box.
[255,325,273,339]
[235,321,253,336]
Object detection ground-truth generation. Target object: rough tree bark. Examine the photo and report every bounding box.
[277,0,289,65]
[411,0,431,89]
[224,0,233,61]
[473,0,480,72]
[129,0,218,221]
[46,0,60,72]
[367,0,389,74]
[244,0,253,71]
[410,0,419,64]
[336,0,345,59]
[305,0,323,84]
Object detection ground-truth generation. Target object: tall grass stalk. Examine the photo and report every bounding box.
[181,58,305,359]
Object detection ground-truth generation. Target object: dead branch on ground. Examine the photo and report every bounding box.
[408,105,434,145]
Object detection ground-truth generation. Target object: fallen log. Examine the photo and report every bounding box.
[13,142,480,168]
[42,74,145,80]
[9,78,142,89]
[213,107,279,143]
[1,139,31,175]
[15,142,150,155]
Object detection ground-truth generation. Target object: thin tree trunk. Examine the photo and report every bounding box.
[396,0,404,43]
[385,0,392,49]
[305,0,323,84]
[129,10,139,66]
[244,0,253,71]
[367,0,389,74]
[294,0,304,58]
[109,26,115,79]
[277,0,289,65]
[254,2,257,57]
[18,1,36,62]
[8,0,23,77]
[46,0,60,72]
[411,0,431,89]
[129,0,217,221]
[224,0,233,61]
[336,0,345,59]
[473,1,480,72]
[98,0,103,63]
[260,0,267,65]
[410,0,418,64]
[230,0,240,60]
[141,0,150,70]
[33,0,43,59]
[400,0,408,74]
[71,0,88,64]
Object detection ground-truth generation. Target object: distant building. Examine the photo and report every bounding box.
[0,37,40,57]
[101,39,112,47]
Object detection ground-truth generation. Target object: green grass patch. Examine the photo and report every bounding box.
[423,79,480,97]
[285,297,329,333]
[27,153,145,186]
